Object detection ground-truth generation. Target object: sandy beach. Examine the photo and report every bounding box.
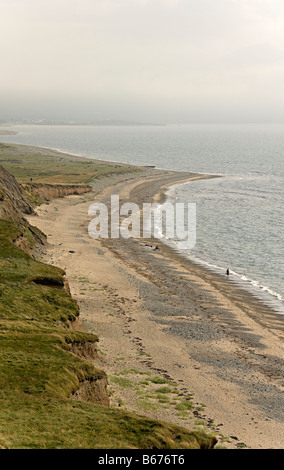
[26,164,284,449]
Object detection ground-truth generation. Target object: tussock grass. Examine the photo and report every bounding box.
[155,387,174,394]
[110,376,133,390]
[175,400,194,412]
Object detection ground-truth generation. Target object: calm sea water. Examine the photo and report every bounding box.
[1,124,283,313]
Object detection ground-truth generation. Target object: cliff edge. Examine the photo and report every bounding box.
[0,164,34,223]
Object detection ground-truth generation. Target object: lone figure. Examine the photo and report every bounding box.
[226,268,230,276]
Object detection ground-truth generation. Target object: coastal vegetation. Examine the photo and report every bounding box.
[0,142,137,185]
[0,145,216,449]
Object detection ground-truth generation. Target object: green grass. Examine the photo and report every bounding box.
[0,142,139,185]
[0,219,217,449]
[110,376,134,390]
[175,400,194,412]
[149,376,177,386]
[0,221,102,401]
[156,394,171,404]
[0,397,216,449]
[155,387,174,394]
[115,369,151,376]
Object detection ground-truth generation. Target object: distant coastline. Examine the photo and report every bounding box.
[0,119,165,127]
[0,129,18,135]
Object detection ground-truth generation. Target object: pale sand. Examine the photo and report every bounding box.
[27,168,284,449]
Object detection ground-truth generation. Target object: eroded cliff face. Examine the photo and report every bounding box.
[0,165,34,223]
[71,369,110,407]
[0,166,110,409]
[22,182,92,205]
[0,164,92,223]
[0,165,46,253]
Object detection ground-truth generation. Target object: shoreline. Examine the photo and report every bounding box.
[162,180,284,315]
[2,138,282,322]
[161,239,284,316]
[24,147,284,449]
[1,139,283,312]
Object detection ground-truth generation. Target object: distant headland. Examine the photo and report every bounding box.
[0,119,165,126]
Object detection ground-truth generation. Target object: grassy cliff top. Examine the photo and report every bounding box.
[0,142,139,185]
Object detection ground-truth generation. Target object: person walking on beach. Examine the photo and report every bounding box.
[226,268,230,276]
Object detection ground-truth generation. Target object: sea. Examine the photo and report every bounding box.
[0,123,283,314]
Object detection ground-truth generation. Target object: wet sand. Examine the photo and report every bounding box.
[27,165,284,449]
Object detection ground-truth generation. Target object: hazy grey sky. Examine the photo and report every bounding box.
[1,0,284,123]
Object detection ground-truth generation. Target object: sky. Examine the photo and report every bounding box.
[1,0,284,123]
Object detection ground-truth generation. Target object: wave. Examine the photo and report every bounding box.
[165,236,284,314]
[162,181,284,315]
